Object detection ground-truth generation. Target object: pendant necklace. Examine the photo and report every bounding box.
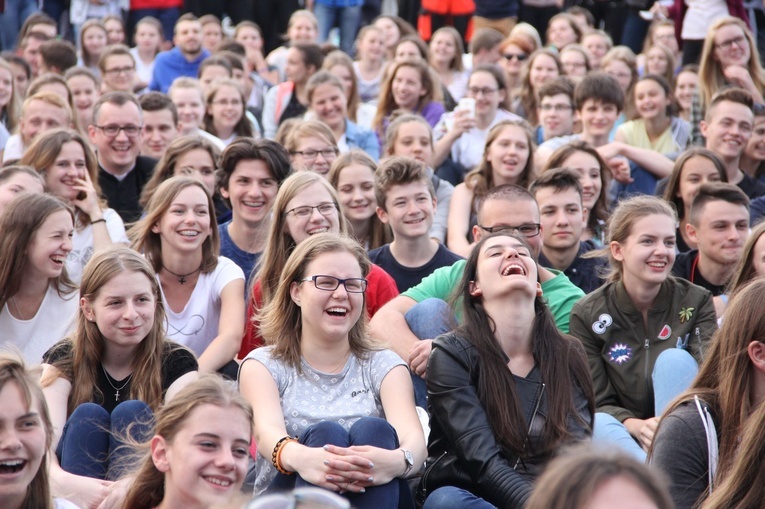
[102,365,133,402]
[162,264,202,285]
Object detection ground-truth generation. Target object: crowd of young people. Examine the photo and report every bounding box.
[2,4,765,509]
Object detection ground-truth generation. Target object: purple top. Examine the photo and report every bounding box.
[377,101,446,152]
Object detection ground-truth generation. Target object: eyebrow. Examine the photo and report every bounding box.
[17,412,39,420]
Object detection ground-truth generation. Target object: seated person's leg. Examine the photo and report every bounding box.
[423,486,497,509]
[57,403,111,479]
[653,348,699,416]
[107,400,153,480]
[592,412,646,462]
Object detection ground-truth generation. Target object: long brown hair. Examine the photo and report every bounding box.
[0,354,55,509]
[726,221,765,298]
[120,375,253,509]
[651,277,765,486]
[20,128,104,228]
[0,193,76,311]
[456,232,594,459]
[322,50,360,123]
[662,147,727,221]
[202,78,253,139]
[373,58,441,132]
[517,49,562,127]
[259,233,375,370]
[41,247,172,414]
[0,58,21,131]
[129,177,220,275]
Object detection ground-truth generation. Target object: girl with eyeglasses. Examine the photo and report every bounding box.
[570,195,717,463]
[240,233,425,506]
[447,119,536,258]
[130,177,245,376]
[285,120,340,176]
[433,65,521,180]
[203,79,253,147]
[241,172,398,356]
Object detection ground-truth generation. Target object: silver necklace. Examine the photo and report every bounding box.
[10,296,26,320]
[101,365,133,402]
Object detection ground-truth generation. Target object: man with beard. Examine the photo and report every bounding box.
[150,14,209,93]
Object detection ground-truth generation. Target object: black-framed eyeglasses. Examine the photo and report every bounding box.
[104,66,135,76]
[299,275,368,293]
[477,223,541,237]
[291,148,339,160]
[94,124,142,137]
[716,35,746,50]
[503,53,527,61]
[468,86,498,96]
[285,202,337,218]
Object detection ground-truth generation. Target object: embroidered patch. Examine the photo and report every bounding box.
[608,343,633,365]
[592,313,613,334]
[679,307,695,323]
[658,324,671,340]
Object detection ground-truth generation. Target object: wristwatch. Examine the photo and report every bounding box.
[401,449,414,478]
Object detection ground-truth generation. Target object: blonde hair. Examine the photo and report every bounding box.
[373,58,441,132]
[322,50,361,123]
[285,120,337,155]
[0,58,21,131]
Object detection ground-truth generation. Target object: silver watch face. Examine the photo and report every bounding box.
[404,449,414,466]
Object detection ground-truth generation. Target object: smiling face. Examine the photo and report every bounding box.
[174,20,203,58]
[374,18,401,50]
[611,214,676,289]
[207,85,243,135]
[142,109,179,160]
[529,54,560,89]
[336,163,376,224]
[152,185,212,254]
[45,141,88,203]
[486,125,530,186]
[104,18,125,44]
[538,93,575,139]
[287,17,317,44]
[713,23,750,69]
[152,403,250,509]
[467,71,505,117]
[746,116,765,163]
[89,101,142,175]
[701,100,754,163]
[395,41,422,61]
[0,67,12,108]
[20,100,71,147]
[547,19,578,49]
[645,47,669,76]
[634,79,670,121]
[27,209,73,281]
[561,49,588,81]
[390,120,433,165]
[284,182,340,244]
[392,65,426,111]
[752,232,765,278]
[170,87,205,134]
[430,31,457,65]
[501,43,527,77]
[358,28,386,62]
[310,82,346,131]
[0,381,47,509]
[689,199,749,267]
[67,74,99,119]
[220,158,278,226]
[536,186,586,252]
[290,136,338,176]
[675,70,697,113]
[560,151,603,212]
[579,98,619,139]
[290,250,364,341]
[472,235,538,302]
[583,34,609,68]
[172,149,217,196]
[0,173,44,215]
[677,156,723,213]
[83,26,107,58]
[378,180,435,240]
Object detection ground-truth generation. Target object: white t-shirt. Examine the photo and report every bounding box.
[434,108,522,171]
[130,47,156,87]
[66,208,128,283]
[682,0,729,40]
[159,256,244,357]
[2,134,22,162]
[0,285,78,365]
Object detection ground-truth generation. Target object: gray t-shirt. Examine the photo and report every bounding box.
[243,345,406,493]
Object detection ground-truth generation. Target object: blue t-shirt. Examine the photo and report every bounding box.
[367,243,463,293]
[218,221,261,296]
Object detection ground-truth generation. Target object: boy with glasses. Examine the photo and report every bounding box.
[98,45,137,93]
[536,76,576,144]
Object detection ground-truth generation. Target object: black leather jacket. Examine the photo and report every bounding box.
[417,332,593,508]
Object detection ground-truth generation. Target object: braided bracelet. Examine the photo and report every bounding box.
[271,436,298,475]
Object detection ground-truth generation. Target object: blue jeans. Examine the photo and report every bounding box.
[314,2,362,57]
[269,418,414,509]
[593,348,699,462]
[423,486,497,509]
[405,298,457,408]
[0,0,37,50]
[56,401,153,480]
[620,9,649,54]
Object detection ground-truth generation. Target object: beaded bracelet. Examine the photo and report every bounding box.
[272,436,298,475]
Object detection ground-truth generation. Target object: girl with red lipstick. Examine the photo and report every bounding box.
[570,195,717,463]
[130,177,245,376]
[21,128,128,283]
[122,375,252,509]
[0,194,77,366]
[0,353,79,509]
[241,172,398,355]
[240,234,425,506]
[41,247,198,509]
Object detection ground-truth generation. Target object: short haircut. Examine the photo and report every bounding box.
[706,87,754,122]
[64,66,101,88]
[216,40,246,56]
[374,156,435,209]
[476,184,536,223]
[537,76,575,102]
[39,40,77,73]
[174,13,200,34]
[22,91,72,121]
[198,54,232,77]
[199,14,221,27]
[292,43,325,71]
[139,92,178,125]
[217,51,244,73]
[574,72,624,111]
[21,31,50,49]
[97,44,135,73]
[92,91,142,125]
[468,28,504,55]
[689,182,750,226]
[529,167,583,201]
[217,138,292,207]
[582,29,613,48]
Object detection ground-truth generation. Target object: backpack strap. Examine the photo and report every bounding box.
[694,395,719,494]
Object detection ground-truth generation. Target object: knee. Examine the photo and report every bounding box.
[349,417,397,447]
[423,487,471,509]
[653,348,698,377]
[69,403,110,425]
[405,298,455,339]
[300,421,348,447]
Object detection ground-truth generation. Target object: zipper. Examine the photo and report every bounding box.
[644,338,652,417]
[514,382,545,470]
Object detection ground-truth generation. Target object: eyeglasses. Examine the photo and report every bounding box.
[299,275,368,293]
[285,202,337,218]
[716,35,746,50]
[477,223,541,237]
[468,86,498,96]
[539,103,573,112]
[94,124,142,137]
[503,53,527,61]
[212,99,243,107]
[291,148,339,160]
[104,66,135,76]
